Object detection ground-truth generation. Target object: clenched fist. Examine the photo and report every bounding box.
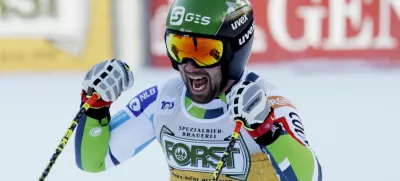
[228,81,275,139]
[82,59,134,102]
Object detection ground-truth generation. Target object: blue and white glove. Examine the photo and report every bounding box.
[82,59,134,103]
[228,81,277,141]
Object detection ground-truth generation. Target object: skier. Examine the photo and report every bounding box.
[74,0,322,180]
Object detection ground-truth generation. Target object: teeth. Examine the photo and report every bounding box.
[193,83,206,91]
[189,75,204,80]
[189,75,206,91]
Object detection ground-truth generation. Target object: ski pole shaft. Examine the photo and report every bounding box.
[39,93,100,181]
[211,120,243,181]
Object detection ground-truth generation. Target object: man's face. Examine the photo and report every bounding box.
[178,61,223,104]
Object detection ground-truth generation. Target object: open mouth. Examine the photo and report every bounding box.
[188,75,208,93]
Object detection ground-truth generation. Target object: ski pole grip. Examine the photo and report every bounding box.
[234,120,243,133]
[82,92,100,110]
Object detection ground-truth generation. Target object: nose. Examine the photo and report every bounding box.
[184,60,199,73]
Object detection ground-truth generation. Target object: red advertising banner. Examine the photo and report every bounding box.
[149,0,400,67]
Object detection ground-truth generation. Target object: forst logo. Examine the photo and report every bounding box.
[161,130,250,178]
[164,140,240,169]
[169,6,211,26]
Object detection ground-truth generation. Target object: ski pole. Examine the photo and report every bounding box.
[39,92,100,181]
[211,120,243,181]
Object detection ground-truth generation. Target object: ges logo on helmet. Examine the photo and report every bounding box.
[169,6,211,26]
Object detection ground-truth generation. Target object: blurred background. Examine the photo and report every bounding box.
[1,0,399,180]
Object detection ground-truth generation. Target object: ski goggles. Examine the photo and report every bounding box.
[165,32,225,67]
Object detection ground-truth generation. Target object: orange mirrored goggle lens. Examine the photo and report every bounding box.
[166,33,224,67]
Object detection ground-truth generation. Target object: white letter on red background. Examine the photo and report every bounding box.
[324,0,374,50]
[268,0,327,51]
[374,0,399,49]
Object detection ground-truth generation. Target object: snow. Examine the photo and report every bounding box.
[1,65,399,181]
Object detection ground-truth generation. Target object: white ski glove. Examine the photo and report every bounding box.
[228,81,275,139]
[82,59,134,102]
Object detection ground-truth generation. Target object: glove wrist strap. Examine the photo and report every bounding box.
[248,112,276,138]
